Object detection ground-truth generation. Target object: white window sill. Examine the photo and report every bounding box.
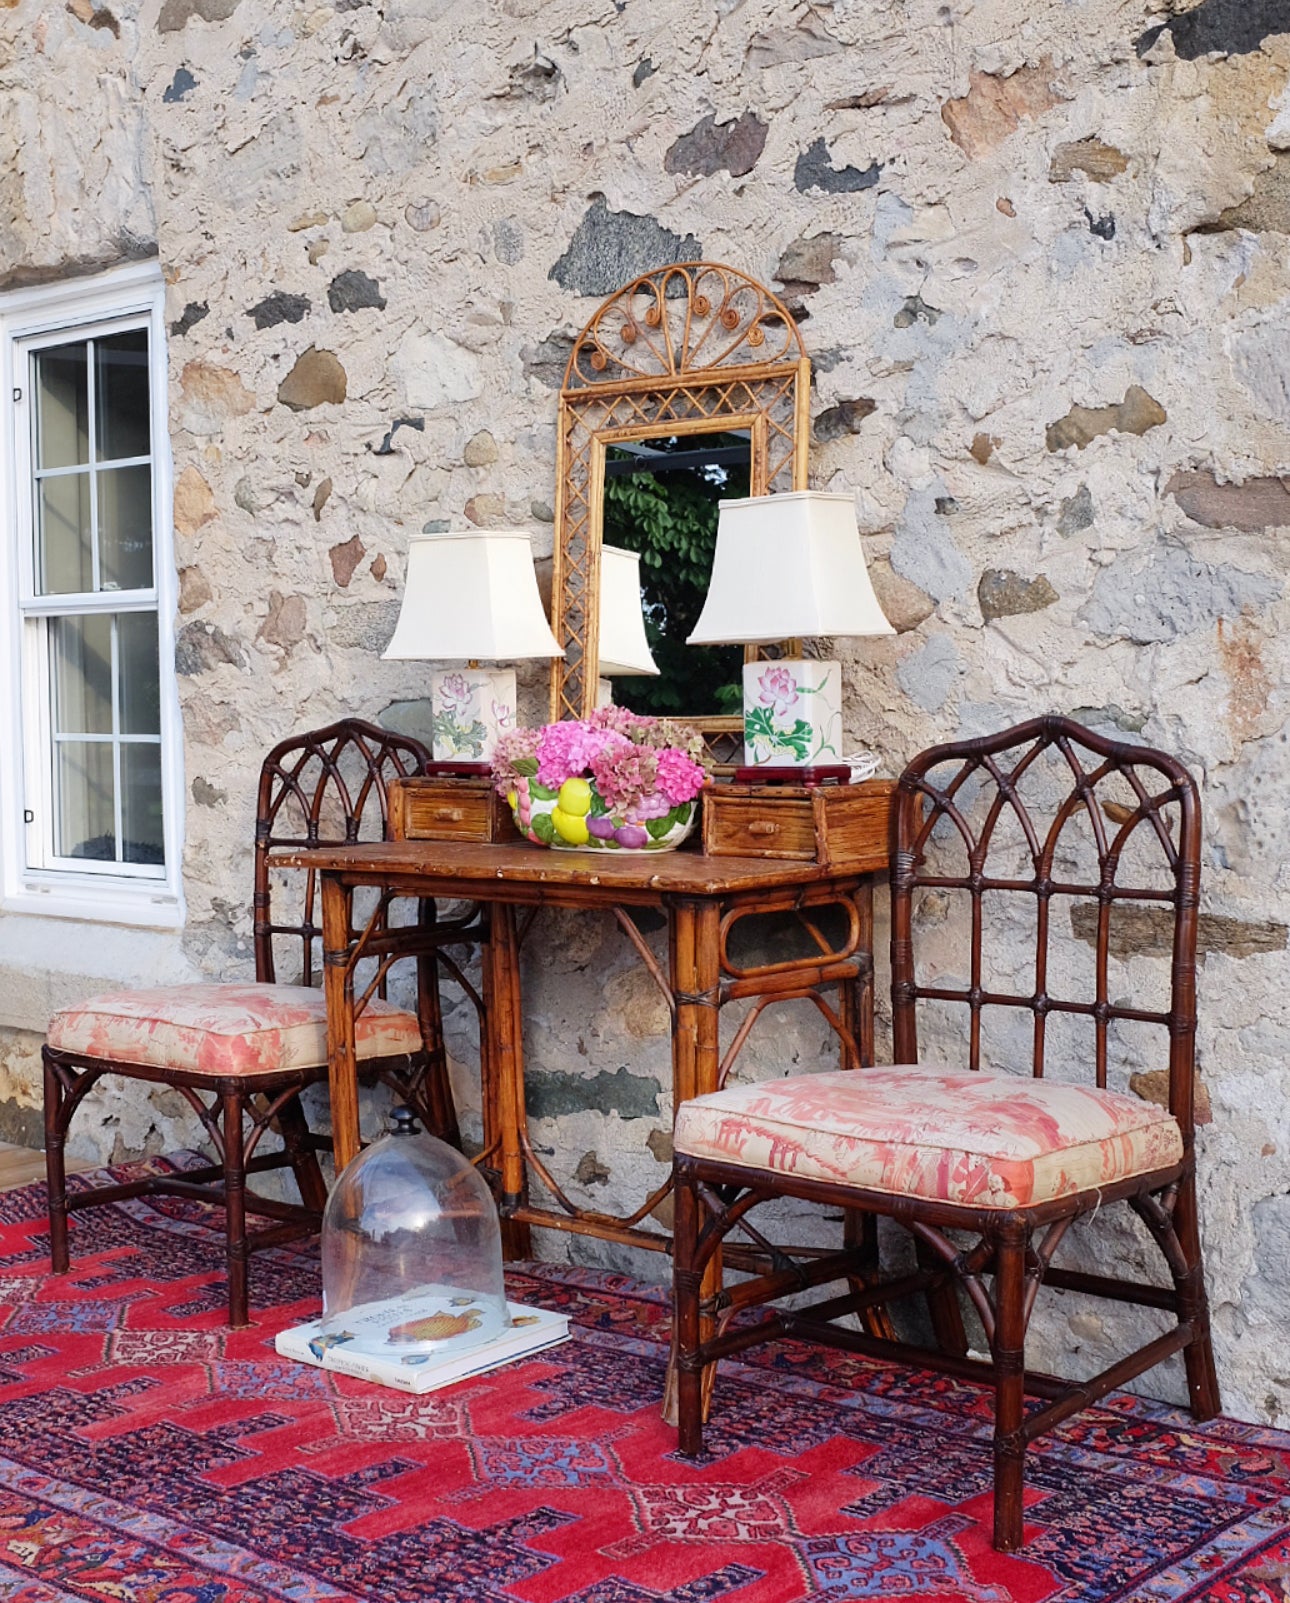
[2,877,185,931]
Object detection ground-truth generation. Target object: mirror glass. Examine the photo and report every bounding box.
[602,429,750,717]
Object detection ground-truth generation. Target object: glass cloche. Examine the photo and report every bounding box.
[318,1106,510,1369]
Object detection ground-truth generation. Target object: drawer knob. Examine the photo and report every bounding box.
[433,807,465,822]
[747,820,779,837]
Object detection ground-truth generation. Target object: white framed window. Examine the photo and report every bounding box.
[0,261,185,927]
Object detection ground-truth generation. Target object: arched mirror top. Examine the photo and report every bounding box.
[562,261,808,391]
[551,262,812,729]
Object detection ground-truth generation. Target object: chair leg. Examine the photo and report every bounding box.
[274,1092,329,1215]
[420,1054,461,1149]
[1173,1173,1221,1421]
[991,1222,1029,1553]
[43,1048,70,1275]
[845,1209,897,1340]
[673,1164,706,1457]
[919,1233,970,1357]
[222,1087,251,1328]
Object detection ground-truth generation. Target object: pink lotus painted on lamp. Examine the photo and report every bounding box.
[756,664,799,718]
[492,707,708,852]
[438,672,475,712]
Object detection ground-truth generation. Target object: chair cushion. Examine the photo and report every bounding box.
[47,983,423,1078]
[673,1064,1184,1209]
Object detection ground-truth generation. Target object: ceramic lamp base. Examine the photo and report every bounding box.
[431,667,516,763]
[741,659,842,769]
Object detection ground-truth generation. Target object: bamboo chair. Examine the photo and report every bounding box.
[43,718,486,1325]
[672,715,1219,1551]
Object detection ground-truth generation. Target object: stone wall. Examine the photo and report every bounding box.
[2,0,1289,1421]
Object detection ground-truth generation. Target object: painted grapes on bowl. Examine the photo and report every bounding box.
[491,707,708,852]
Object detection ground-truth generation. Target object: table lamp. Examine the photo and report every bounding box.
[687,491,894,772]
[383,528,563,766]
[596,544,659,705]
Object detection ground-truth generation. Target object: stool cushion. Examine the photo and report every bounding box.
[673,1064,1184,1209]
[47,983,423,1078]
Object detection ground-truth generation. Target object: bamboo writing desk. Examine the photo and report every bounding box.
[274,823,892,1261]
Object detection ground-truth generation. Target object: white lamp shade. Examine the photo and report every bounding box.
[687,491,895,646]
[598,545,659,677]
[382,529,563,662]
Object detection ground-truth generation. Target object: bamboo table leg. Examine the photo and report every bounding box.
[835,883,874,1073]
[322,873,362,1174]
[854,881,875,1069]
[671,901,722,1082]
[484,901,532,1260]
[663,896,722,1425]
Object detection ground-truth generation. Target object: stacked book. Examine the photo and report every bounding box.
[276,1287,570,1395]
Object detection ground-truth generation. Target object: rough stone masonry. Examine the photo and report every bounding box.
[1,0,1290,1422]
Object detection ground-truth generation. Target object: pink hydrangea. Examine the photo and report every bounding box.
[668,723,707,763]
[588,704,654,740]
[535,720,615,789]
[493,711,711,808]
[490,727,541,795]
[655,746,707,806]
[587,705,706,761]
[590,737,658,812]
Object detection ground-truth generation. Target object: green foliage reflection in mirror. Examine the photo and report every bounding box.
[602,431,749,717]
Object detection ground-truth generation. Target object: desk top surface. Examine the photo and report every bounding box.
[272,837,885,896]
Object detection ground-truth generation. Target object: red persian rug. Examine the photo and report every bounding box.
[1,1158,1289,1602]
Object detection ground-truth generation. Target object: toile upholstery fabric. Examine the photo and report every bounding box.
[46,983,423,1079]
[672,1063,1184,1209]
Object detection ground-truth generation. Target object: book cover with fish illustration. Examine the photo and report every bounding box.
[274,1289,570,1395]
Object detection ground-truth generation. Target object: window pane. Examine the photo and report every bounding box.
[34,342,89,469]
[122,743,164,865]
[55,740,115,861]
[119,612,160,735]
[38,473,93,594]
[51,615,112,735]
[98,464,154,590]
[95,330,151,461]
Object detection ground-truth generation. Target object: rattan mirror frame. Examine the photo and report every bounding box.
[549,262,811,731]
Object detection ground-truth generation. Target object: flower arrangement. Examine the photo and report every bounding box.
[491,707,709,851]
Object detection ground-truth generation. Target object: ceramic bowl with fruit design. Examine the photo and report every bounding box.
[507,775,697,852]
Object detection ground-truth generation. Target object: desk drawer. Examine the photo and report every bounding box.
[389,777,518,843]
[704,794,818,859]
[703,779,894,868]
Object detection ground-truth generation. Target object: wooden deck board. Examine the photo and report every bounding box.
[0,1142,87,1193]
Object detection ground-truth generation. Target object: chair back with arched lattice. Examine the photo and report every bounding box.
[253,719,430,987]
[891,715,1202,1139]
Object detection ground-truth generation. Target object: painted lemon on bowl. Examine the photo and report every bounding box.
[557,778,592,815]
